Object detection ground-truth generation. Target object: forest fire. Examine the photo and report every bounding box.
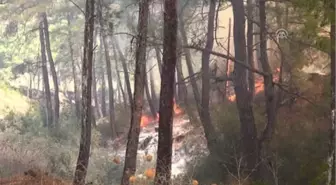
[140,98,183,127]
[227,68,280,102]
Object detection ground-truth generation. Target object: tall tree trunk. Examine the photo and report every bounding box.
[37,60,41,91]
[176,50,184,103]
[120,0,149,184]
[154,0,177,184]
[103,37,117,138]
[112,45,128,109]
[179,19,201,116]
[154,46,162,75]
[145,73,157,118]
[257,0,278,182]
[253,0,261,70]
[231,0,258,179]
[175,51,197,124]
[92,30,100,122]
[149,68,158,108]
[72,0,94,183]
[200,0,218,155]
[247,0,255,97]
[92,43,103,118]
[67,13,81,118]
[39,13,53,128]
[114,40,133,107]
[28,65,32,98]
[176,37,185,104]
[42,12,60,126]
[174,71,179,101]
[100,36,107,117]
[97,0,117,138]
[223,18,231,100]
[327,18,335,185]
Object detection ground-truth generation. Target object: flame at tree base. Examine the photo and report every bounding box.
[227,68,280,102]
[140,98,183,128]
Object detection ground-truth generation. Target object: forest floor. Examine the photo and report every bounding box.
[0,82,209,184]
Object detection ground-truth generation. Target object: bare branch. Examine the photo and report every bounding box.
[185,45,269,76]
[68,0,85,15]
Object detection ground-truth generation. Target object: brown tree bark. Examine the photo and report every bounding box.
[199,0,218,156]
[120,0,149,184]
[154,0,177,184]
[42,12,60,126]
[67,13,81,119]
[231,0,258,179]
[247,0,255,97]
[72,0,94,183]
[98,0,117,138]
[257,0,278,182]
[258,0,277,141]
[38,15,53,127]
[327,14,335,185]
[114,40,133,107]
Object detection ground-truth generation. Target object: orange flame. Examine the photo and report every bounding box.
[140,98,183,128]
[227,68,280,102]
[173,98,183,115]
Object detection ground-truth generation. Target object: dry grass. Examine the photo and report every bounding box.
[0,83,30,119]
[0,169,72,185]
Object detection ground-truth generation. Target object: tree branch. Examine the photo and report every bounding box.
[185,45,269,76]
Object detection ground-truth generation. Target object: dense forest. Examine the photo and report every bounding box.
[0,0,334,185]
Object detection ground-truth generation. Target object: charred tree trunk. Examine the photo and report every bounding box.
[327,18,335,185]
[97,0,117,138]
[67,13,81,118]
[120,0,149,184]
[42,12,60,126]
[154,0,177,184]
[114,40,133,107]
[223,18,231,100]
[39,14,53,128]
[200,0,218,155]
[231,0,258,179]
[72,0,94,183]
[257,0,278,182]
[247,0,255,97]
